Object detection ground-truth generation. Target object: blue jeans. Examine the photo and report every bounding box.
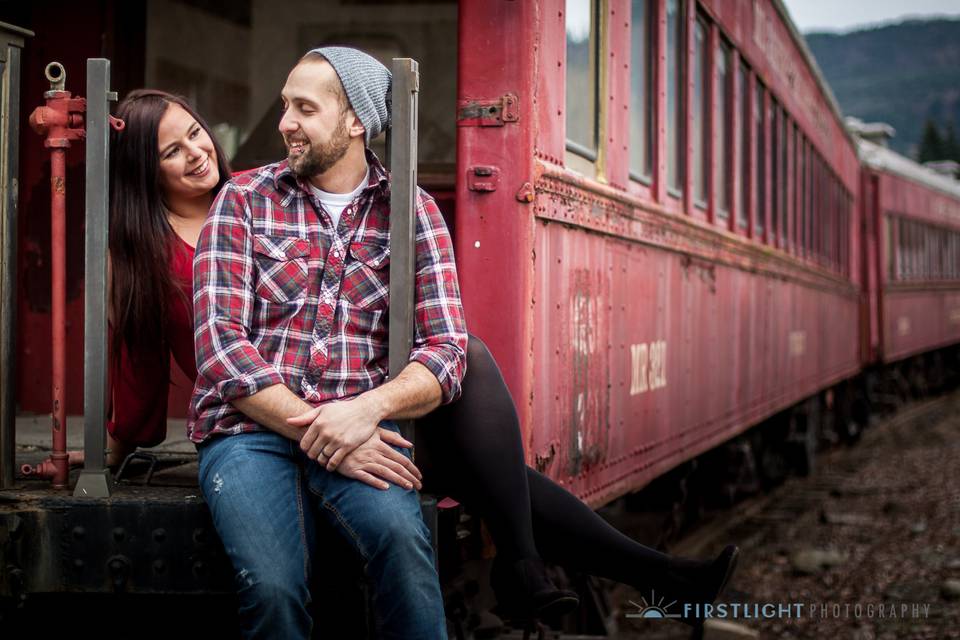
[197,428,446,639]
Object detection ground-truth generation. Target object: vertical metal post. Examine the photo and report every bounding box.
[74,58,114,497]
[0,23,30,490]
[388,58,419,446]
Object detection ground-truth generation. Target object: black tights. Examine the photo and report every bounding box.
[418,336,706,595]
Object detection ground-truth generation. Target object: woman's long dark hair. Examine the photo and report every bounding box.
[109,89,232,362]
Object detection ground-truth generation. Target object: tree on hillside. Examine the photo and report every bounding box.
[918,119,944,162]
[943,122,960,163]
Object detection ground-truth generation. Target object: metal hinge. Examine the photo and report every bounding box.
[457,93,519,127]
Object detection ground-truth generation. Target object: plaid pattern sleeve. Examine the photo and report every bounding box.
[192,182,285,402]
[408,189,468,404]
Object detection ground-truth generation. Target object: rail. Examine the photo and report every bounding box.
[387,58,420,446]
[0,22,31,490]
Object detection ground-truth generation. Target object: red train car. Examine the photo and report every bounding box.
[456,0,862,506]
[856,126,960,367]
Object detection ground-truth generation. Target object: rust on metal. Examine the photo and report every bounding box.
[457,93,519,127]
[515,181,535,203]
[467,165,500,192]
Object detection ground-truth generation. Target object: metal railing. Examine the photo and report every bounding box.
[0,22,31,490]
[388,58,420,447]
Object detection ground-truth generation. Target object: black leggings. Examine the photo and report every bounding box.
[418,336,704,593]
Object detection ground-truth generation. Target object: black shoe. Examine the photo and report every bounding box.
[708,544,739,602]
[682,544,740,628]
[490,557,580,621]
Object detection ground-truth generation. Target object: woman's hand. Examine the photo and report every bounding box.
[335,428,422,491]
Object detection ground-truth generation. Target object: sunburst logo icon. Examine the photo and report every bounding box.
[625,591,683,619]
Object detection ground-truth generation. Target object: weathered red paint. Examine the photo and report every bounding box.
[456,0,538,437]
[457,0,863,507]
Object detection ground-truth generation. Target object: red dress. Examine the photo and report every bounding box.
[107,235,197,447]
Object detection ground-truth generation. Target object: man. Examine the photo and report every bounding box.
[188,46,466,639]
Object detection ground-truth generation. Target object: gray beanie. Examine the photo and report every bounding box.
[308,46,391,144]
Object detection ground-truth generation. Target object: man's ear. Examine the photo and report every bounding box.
[346,109,366,139]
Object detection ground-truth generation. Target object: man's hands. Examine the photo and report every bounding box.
[288,395,385,471]
[334,428,423,491]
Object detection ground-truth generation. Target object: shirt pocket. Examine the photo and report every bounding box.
[252,234,310,303]
[341,240,390,311]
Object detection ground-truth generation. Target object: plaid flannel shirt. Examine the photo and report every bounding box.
[187,152,467,443]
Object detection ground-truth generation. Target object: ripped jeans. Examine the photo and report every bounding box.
[197,428,446,640]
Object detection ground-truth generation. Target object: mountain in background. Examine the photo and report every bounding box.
[804,18,960,158]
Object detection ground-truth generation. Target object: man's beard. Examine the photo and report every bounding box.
[288,117,351,177]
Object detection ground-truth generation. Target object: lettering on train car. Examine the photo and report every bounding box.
[789,330,806,357]
[898,316,912,336]
[950,309,960,325]
[567,269,610,474]
[629,341,668,396]
[932,199,960,219]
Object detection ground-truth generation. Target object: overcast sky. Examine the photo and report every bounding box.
[781,0,960,33]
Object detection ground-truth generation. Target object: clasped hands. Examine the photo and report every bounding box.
[287,396,422,492]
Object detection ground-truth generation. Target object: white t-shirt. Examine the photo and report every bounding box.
[309,166,370,230]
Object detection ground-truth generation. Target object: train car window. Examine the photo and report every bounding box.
[755,82,765,238]
[936,230,942,279]
[629,0,653,181]
[920,225,927,279]
[716,41,731,220]
[805,144,812,258]
[952,231,958,279]
[903,219,911,280]
[830,176,842,271]
[936,229,944,279]
[909,221,918,279]
[940,229,946,279]
[790,123,798,253]
[817,159,824,264]
[896,219,903,279]
[770,100,779,244]
[941,230,948,279]
[665,0,684,194]
[781,110,789,248]
[692,16,708,205]
[905,221,912,279]
[894,218,903,280]
[797,137,805,256]
[826,167,833,267]
[812,153,819,260]
[846,199,852,275]
[736,61,749,229]
[949,231,954,279]
[566,0,599,160]
[806,146,813,259]
[826,174,833,268]
[950,231,960,279]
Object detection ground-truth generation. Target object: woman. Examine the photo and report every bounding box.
[107,89,231,466]
[108,89,738,626]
